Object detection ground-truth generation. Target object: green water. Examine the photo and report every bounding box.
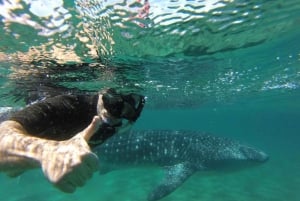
[1,0,300,200]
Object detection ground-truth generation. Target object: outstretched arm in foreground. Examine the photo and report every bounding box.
[0,116,101,193]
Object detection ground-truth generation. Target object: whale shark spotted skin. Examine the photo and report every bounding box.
[94,130,269,201]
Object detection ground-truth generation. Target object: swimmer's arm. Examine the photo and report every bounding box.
[0,120,42,173]
[0,117,100,193]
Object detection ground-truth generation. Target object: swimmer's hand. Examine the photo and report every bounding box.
[41,116,100,193]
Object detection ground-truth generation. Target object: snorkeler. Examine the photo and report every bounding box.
[0,88,145,193]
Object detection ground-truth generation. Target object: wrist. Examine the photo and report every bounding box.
[0,121,47,170]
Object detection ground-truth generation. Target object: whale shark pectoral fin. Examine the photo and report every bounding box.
[147,162,197,201]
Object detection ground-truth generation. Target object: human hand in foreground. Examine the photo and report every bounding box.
[41,116,100,193]
[0,116,101,193]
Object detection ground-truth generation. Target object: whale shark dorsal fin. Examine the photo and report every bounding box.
[147,162,197,201]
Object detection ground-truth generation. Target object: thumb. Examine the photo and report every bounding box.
[79,116,101,142]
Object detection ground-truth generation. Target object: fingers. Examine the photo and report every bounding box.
[46,118,101,193]
[54,153,99,193]
[56,179,76,193]
[81,116,101,142]
[82,152,99,172]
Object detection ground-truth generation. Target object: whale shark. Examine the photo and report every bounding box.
[94,130,269,201]
[0,108,269,200]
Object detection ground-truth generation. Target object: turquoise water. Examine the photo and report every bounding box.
[1,0,300,200]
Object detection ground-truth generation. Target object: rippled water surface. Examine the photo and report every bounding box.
[0,0,300,201]
[0,0,299,108]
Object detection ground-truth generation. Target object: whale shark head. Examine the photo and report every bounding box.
[238,144,269,162]
[207,142,269,171]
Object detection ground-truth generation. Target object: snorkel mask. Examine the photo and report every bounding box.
[102,88,145,122]
[89,88,145,146]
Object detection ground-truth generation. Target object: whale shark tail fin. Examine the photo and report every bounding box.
[147,162,197,201]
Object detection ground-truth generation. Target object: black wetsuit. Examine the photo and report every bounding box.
[6,89,145,146]
[9,95,100,142]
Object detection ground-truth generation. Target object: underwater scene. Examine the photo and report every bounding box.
[0,0,300,201]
